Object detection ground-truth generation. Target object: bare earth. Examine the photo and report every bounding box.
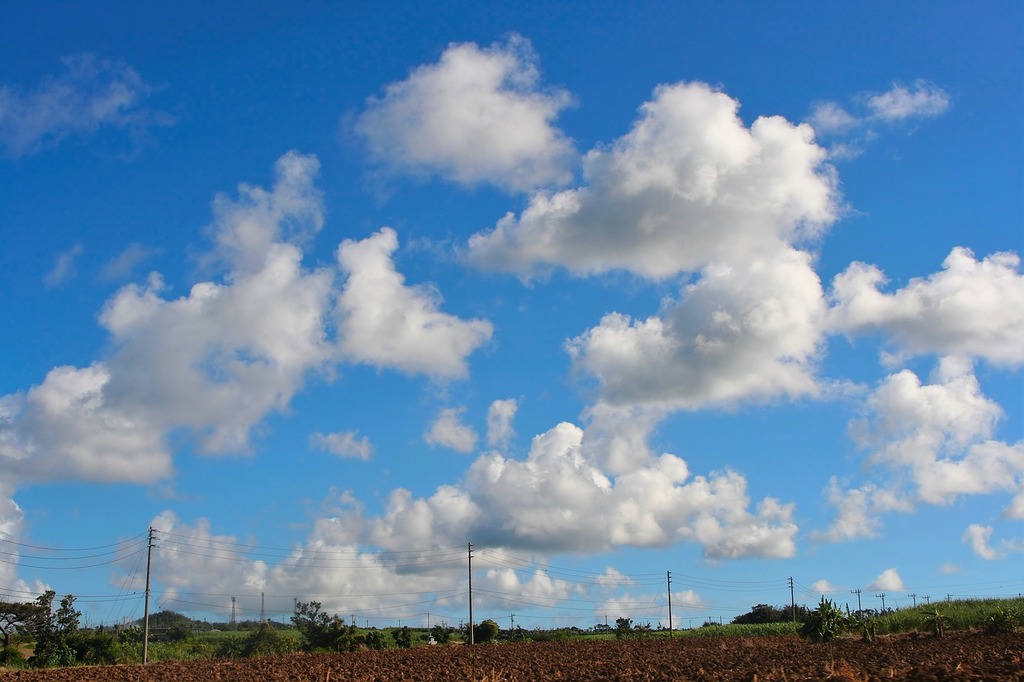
[2,632,1021,681]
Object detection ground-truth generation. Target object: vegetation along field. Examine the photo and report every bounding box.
[1,595,1021,679]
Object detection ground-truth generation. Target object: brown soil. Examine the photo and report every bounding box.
[2,632,1021,681]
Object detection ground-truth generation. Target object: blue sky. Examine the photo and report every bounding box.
[1,1,1022,630]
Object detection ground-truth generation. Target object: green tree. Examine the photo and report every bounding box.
[429,623,455,644]
[291,601,356,652]
[28,591,81,668]
[391,626,413,648]
[0,598,46,664]
[473,619,500,644]
[614,617,633,639]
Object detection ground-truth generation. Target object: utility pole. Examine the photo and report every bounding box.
[260,592,265,622]
[468,542,474,645]
[789,577,796,622]
[143,527,155,665]
[923,595,931,605]
[667,571,673,637]
[909,593,917,608]
[876,593,886,611]
[850,589,862,613]
[231,597,236,625]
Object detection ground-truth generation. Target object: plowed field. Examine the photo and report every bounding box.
[2,632,1021,681]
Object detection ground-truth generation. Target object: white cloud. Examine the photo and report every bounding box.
[568,247,827,410]
[424,408,479,453]
[849,357,1024,506]
[0,54,172,157]
[830,248,1024,366]
[963,523,999,560]
[310,431,373,461]
[486,399,517,448]
[468,81,837,279]
[1,153,494,486]
[808,80,950,157]
[336,228,493,378]
[0,364,171,482]
[98,154,335,454]
[962,523,1024,561]
[43,244,83,288]
[867,567,904,591]
[809,579,841,595]
[867,81,950,122]
[372,420,797,559]
[355,35,574,192]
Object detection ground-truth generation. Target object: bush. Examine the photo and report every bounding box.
[799,597,857,643]
[983,608,1020,635]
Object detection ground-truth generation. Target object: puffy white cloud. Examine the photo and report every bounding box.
[468,81,837,279]
[0,54,173,157]
[963,523,999,560]
[962,524,1024,561]
[99,154,335,454]
[830,248,1024,366]
[809,579,841,595]
[425,408,479,453]
[0,365,171,482]
[355,35,574,192]
[2,153,493,486]
[336,228,493,378]
[849,357,1024,506]
[372,420,797,559]
[486,398,517,448]
[310,431,373,461]
[569,247,827,410]
[866,567,904,592]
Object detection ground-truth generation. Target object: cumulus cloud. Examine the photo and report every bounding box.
[1,152,492,486]
[372,420,797,559]
[866,567,904,592]
[355,35,574,192]
[425,408,479,453]
[848,357,1024,507]
[0,54,173,157]
[98,153,334,454]
[310,431,373,461]
[830,248,1024,366]
[486,398,517,448]
[336,228,493,378]
[809,579,841,595]
[569,247,827,410]
[468,81,837,279]
[962,524,1024,561]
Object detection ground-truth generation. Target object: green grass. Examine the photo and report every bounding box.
[677,622,801,638]
[865,597,1024,636]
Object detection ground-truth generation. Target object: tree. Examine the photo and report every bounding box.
[391,626,413,648]
[473,619,500,644]
[27,591,81,668]
[614,617,633,639]
[290,601,356,652]
[0,599,46,663]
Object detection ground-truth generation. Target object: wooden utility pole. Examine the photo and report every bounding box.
[468,543,474,645]
[143,527,154,664]
[667,571,673,637]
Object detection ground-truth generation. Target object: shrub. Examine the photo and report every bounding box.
[799,597,857,643]
[983,608,1020,635]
